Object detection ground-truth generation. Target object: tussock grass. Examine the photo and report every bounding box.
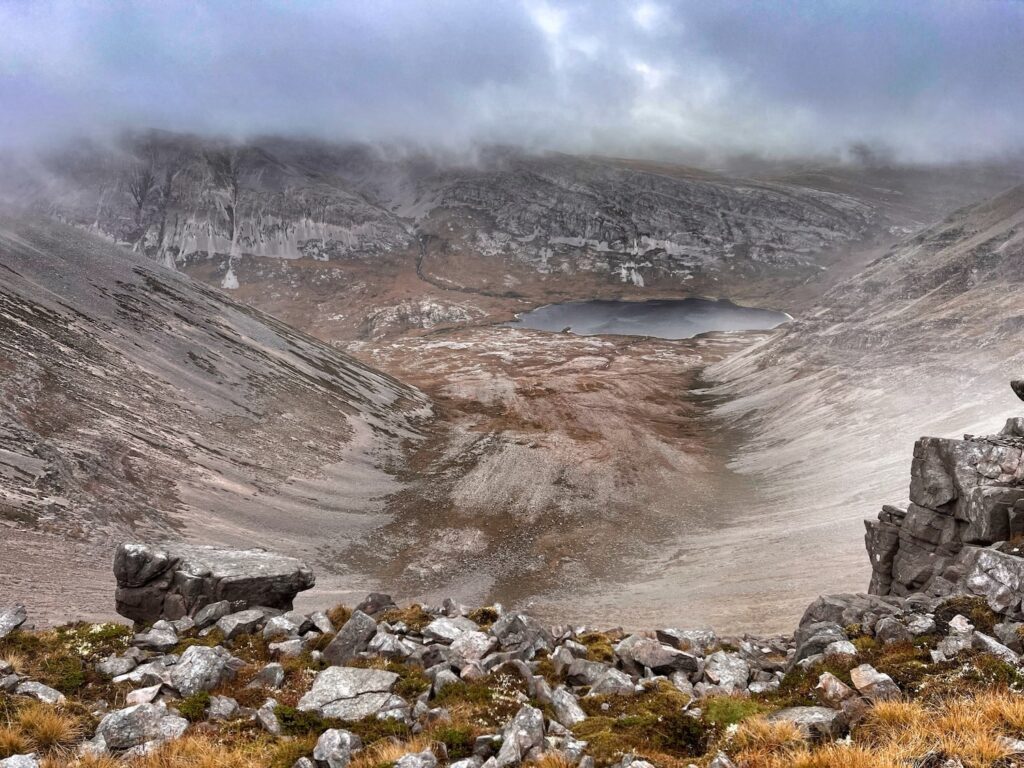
[348,735,436,768]
[737,693,1021,768]
[15,702,83,754]
[0,725,32,759]
[731,716,804,755]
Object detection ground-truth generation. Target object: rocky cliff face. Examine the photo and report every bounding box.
[866,409,1024,614]
[7,134,896,296]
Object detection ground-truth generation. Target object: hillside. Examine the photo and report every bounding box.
[0,217,430,622]
[704,185,1024,618]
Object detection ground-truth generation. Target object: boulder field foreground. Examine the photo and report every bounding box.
[11,392,1024,766]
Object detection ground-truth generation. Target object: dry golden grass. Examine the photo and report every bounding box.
[739,693,1021,768]
[121,735,274,768]
[533,752,577,768]
[732,716,805,757]
[348,735,436,768]
[63,755,122,768]
[1,651,27,675]
[15,703,83,754]
[0,725,33,759]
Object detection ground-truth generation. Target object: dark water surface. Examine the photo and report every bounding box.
[506,298,789,339]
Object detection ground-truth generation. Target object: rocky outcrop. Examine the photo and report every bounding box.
[865,394,1024,613]
[113,543,315,624]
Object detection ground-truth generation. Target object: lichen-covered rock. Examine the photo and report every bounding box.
[314,728,363,768]
[298,667,400,720]
[113,543,314,624]
[551,686,587,727]
[215,609,267,639]
[496,705,545,768]
[169,645,244,696]
[323,610,377,666]
[0,756,39,768]
[15,681,65,705]
[0,605,27,640]
[94,703,188,752]
[704,651,749,693]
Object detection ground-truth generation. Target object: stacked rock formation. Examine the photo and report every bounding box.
[113,543,315,625]
[866,381,1024,616]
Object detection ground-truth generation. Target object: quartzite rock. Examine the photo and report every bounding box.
[0,605,27,640]
[323,611,377,666]
[297,667,400,720]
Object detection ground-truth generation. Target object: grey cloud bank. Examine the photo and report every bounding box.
[1,0,1022,163]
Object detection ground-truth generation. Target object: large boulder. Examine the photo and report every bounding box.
[113,543,314,624]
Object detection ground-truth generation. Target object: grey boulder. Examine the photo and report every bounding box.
[323,611,377,666]
[298,667,400,720]
[113,542,314,625]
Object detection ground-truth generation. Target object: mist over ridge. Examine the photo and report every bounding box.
[2,0,1023,166]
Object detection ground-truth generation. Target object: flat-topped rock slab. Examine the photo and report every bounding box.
[114,542,315,624]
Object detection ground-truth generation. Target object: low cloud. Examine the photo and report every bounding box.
[2,0,1022,163]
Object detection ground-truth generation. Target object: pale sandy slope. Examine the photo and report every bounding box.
[700,185,1024,630]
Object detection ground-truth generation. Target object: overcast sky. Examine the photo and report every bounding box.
[2,0,1022,163]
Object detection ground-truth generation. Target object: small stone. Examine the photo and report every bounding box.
[551,687,586,726]
[207,695,240,721]
[849,664,900,702]
[97,655,138,678]
[322,611,377,666]
[972,632,1020,665]
[423,617,478,644]
[0,755,39,768]
[257,699,282,736]
[194,601,232,629]
[263,615,302,641]
[0,605,28,640]
[169,645,243,697]
[298,667,400,720]
[395,752,437,768]
[309,611,334,635]
[247,663,286,690]
[814,672,855,706]
[874,617,911,645]
[823,640,858,657]
[126,684,162,706]
[15,681,65,705]
[587,668,635,697]
[215,609,266,639]
[95,703,187,751]
[704,651,750,693]
[768,706,847,741]
[313,728,363,768]
[132,627,178,652]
